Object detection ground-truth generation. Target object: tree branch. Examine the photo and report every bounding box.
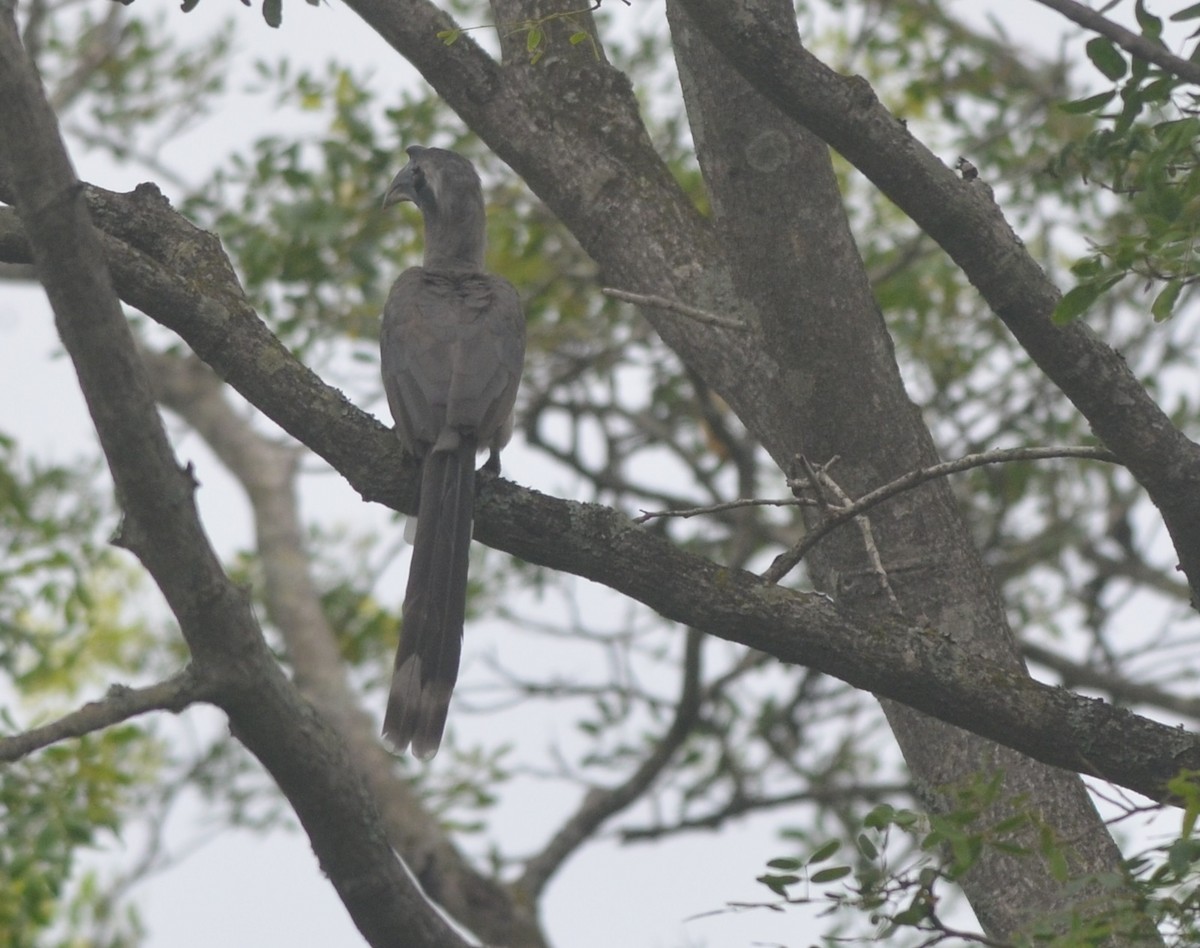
[618,780,910,842]
[141,348,549,948]
[2,176,1199,805]
[1024,642,1200,722]
[1031,0,1200,86]
[0,670,208,763]
[601,286,750,331]
[767,445,1117,582]
[0,13,468,948]
[517,627,704,900]
[673,0,1200,609]
[637,445,1118,582]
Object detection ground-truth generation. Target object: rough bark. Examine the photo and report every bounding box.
[2,197,1198,807]
[3,0,1197,940]
[674,0,1200,609]
[0,9,468,947]
[663,2,1140,937]
[142,351,549,948]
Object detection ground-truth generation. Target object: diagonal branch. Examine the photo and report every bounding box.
[1030,0,1200,86]
[601,286,750,331]
[517,628,704,900]
[0,12,468,948]
[142,347,548,948]
[673,0,1200,609]
[0,669,209,763]
[766,445,1117,582]
[2,179,1200,804]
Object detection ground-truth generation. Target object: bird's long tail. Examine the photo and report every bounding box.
[384,437,476,759]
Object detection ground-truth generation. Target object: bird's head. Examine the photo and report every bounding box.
[382,145,482,211]
[382,145,487,270]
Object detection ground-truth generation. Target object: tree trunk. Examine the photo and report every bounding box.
[664,0,1144,939]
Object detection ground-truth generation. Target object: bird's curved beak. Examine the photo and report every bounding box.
[381,162,417,209]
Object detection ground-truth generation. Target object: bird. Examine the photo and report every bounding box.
[379,146,525,759]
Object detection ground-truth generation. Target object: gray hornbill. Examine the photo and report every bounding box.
[380,146,525,758]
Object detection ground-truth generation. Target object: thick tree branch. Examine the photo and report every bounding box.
[0,670,208,762]
[1024,642,1200,722]
[674,0,1200,608]
[1031,0,1200,86]
[0,14,468,948]
[142,348,549,948]
[1,187,1196,806]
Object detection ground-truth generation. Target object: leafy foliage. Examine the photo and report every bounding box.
[751,772,1200,946]
[1051,2,1200,323]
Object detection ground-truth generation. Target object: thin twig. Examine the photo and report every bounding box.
[812,464,902,613]
[517,628,704,900]
[0,668,209,763]
[1031,0,1200,87]
[635,496,814,524]
[601,286,750,331]
[762,445,1116,583]
[638,446,1116,563]
[797,453,835,510]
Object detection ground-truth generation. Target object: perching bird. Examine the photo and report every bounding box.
[379,146,525,758]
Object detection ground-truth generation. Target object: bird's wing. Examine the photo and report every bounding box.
[380,267,457,451]
[444,275,526,450]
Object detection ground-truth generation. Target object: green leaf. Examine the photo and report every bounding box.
[437,29,462,46]
[808,839,841,864]
[766,857,803,871]
[1171,2,1200,20]
[1172,771,1200,837]
[569,30,590,46]
[1167,838,1198,877]
[1086,37,1127,80]
[810,865,852,884]
[1049,855,1071,884]
[1053,281,1107,324]
[262,0,282,28]
[756,873,800,896]
[527,25,543,53]
[1152,281,1184,322]
[857,834,878,860]
[1060,90,1117,114]
[1136,0,1164,39]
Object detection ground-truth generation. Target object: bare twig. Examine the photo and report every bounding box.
[619,780,909,841]
[764,445,1117,583]
[602,286,750,331]
[638,445,1116,579]
[635,495,813,524]
[810,464,902,613]
[1030,0,1200,87]
[0,669,208,763]
[517,627,704,900]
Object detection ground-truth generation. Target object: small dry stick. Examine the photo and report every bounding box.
[639,445,1116,538]
[811,465,902,613]
[761,445,1116,584]
[635,496,815,524]
[601,287,749,331]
